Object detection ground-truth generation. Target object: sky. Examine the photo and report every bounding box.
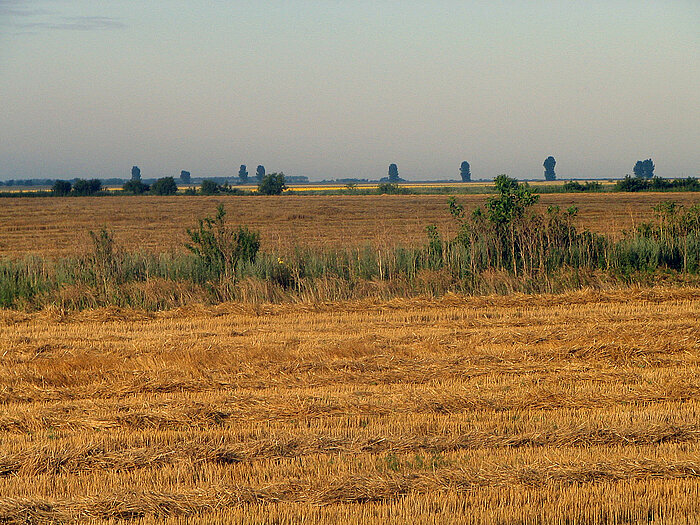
[1,0,698,181]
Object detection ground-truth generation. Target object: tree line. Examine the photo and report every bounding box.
[5,155,695,198]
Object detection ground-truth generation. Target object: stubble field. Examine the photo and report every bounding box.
[2,287,700,523]
[2,192,700,258]
[2,192,700,523]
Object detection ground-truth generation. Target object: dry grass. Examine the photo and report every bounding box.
[1,193,699,258]
[1,287,700,523]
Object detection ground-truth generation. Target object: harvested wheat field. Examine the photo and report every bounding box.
[1,287,700,523]
[1,193,699,258]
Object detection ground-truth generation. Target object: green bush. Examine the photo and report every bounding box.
[185,204,260,280]
[122,180,150,194]
[615,176,649,192]
[150,177,178,195]
[563,181,602,192]
[52,180,72,196]
[258,173,287,195]
[200,179,221,195]
[72,179,102,196]
[377,183,411,195]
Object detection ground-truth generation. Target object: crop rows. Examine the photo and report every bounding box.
[0,288,699,522]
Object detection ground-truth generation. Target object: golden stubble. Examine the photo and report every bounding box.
[0,287,700,522]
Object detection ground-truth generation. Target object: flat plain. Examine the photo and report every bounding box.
[1,287,700,523]
[2,192,700,523]
[2,192,700,258]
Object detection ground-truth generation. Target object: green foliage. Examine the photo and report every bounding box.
[544,156,556,181]
[460,161,471,182]
[650,177,700,192]
[447,178,604,277]
[486,175,539,227]
[185,204,260,280]
[615,175,648,192]
[0,257,50,308]
[388,163,399,182]
[131,166,141,181]
[424,225,443,269]
[180,170,191,184]
[633,159,655,179]
[122,179,149,194]
[562,181,603,192]
[614,176,699,193]
[377,182,411,195]
[256,165,266,182]
[199,180,245,195]
[238,165,248,183]
[72,179,102,196]
[200,179,222,195]
[51,180,72,196]
[258,173,287,195]
[87,228,119,287]
[150,177,178,195]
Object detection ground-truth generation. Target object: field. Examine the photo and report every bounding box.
[2,192,700,522]
[1,288,700,523]
[2,192,699,258]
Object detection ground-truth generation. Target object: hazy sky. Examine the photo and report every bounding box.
[1,0,698,181]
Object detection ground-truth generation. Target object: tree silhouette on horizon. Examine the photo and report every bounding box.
[543,156,556,181]
[460,161,471,182]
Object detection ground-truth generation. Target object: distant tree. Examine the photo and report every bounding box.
[633,161,644,178]
[460,161,471,182]
[150,177,178,195]
[634,159,655,179]
[543,156,556,181]
[72,179,102,196]
[643,159,655,178]
[51,180,72,196]
[180,170,191,184]
[258,173,287,195]
[200,179,221,195]
[388,163,399,182]
[122,179,149,194]
[131,166,141,181]
[238,165,248,183]
[256,165,266,182]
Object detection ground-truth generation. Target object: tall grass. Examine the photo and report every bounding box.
[1,196,700,310]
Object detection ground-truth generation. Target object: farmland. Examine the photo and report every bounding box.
[1,288,700,523]
[1,191,700,523]
[1,192,699,258]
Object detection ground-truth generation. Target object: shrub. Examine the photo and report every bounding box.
[258,173,287,195]
[122,180,150,194]
[200,180,245,195]
[72,179,102,196]
[615,176,649,192]
[377,182,410,195]
[200,179,221,195]
[563,181,603,193]
[486,175,539,227]
[150,177,178,195]
[185,204,260,280]
[52,180,72,196]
